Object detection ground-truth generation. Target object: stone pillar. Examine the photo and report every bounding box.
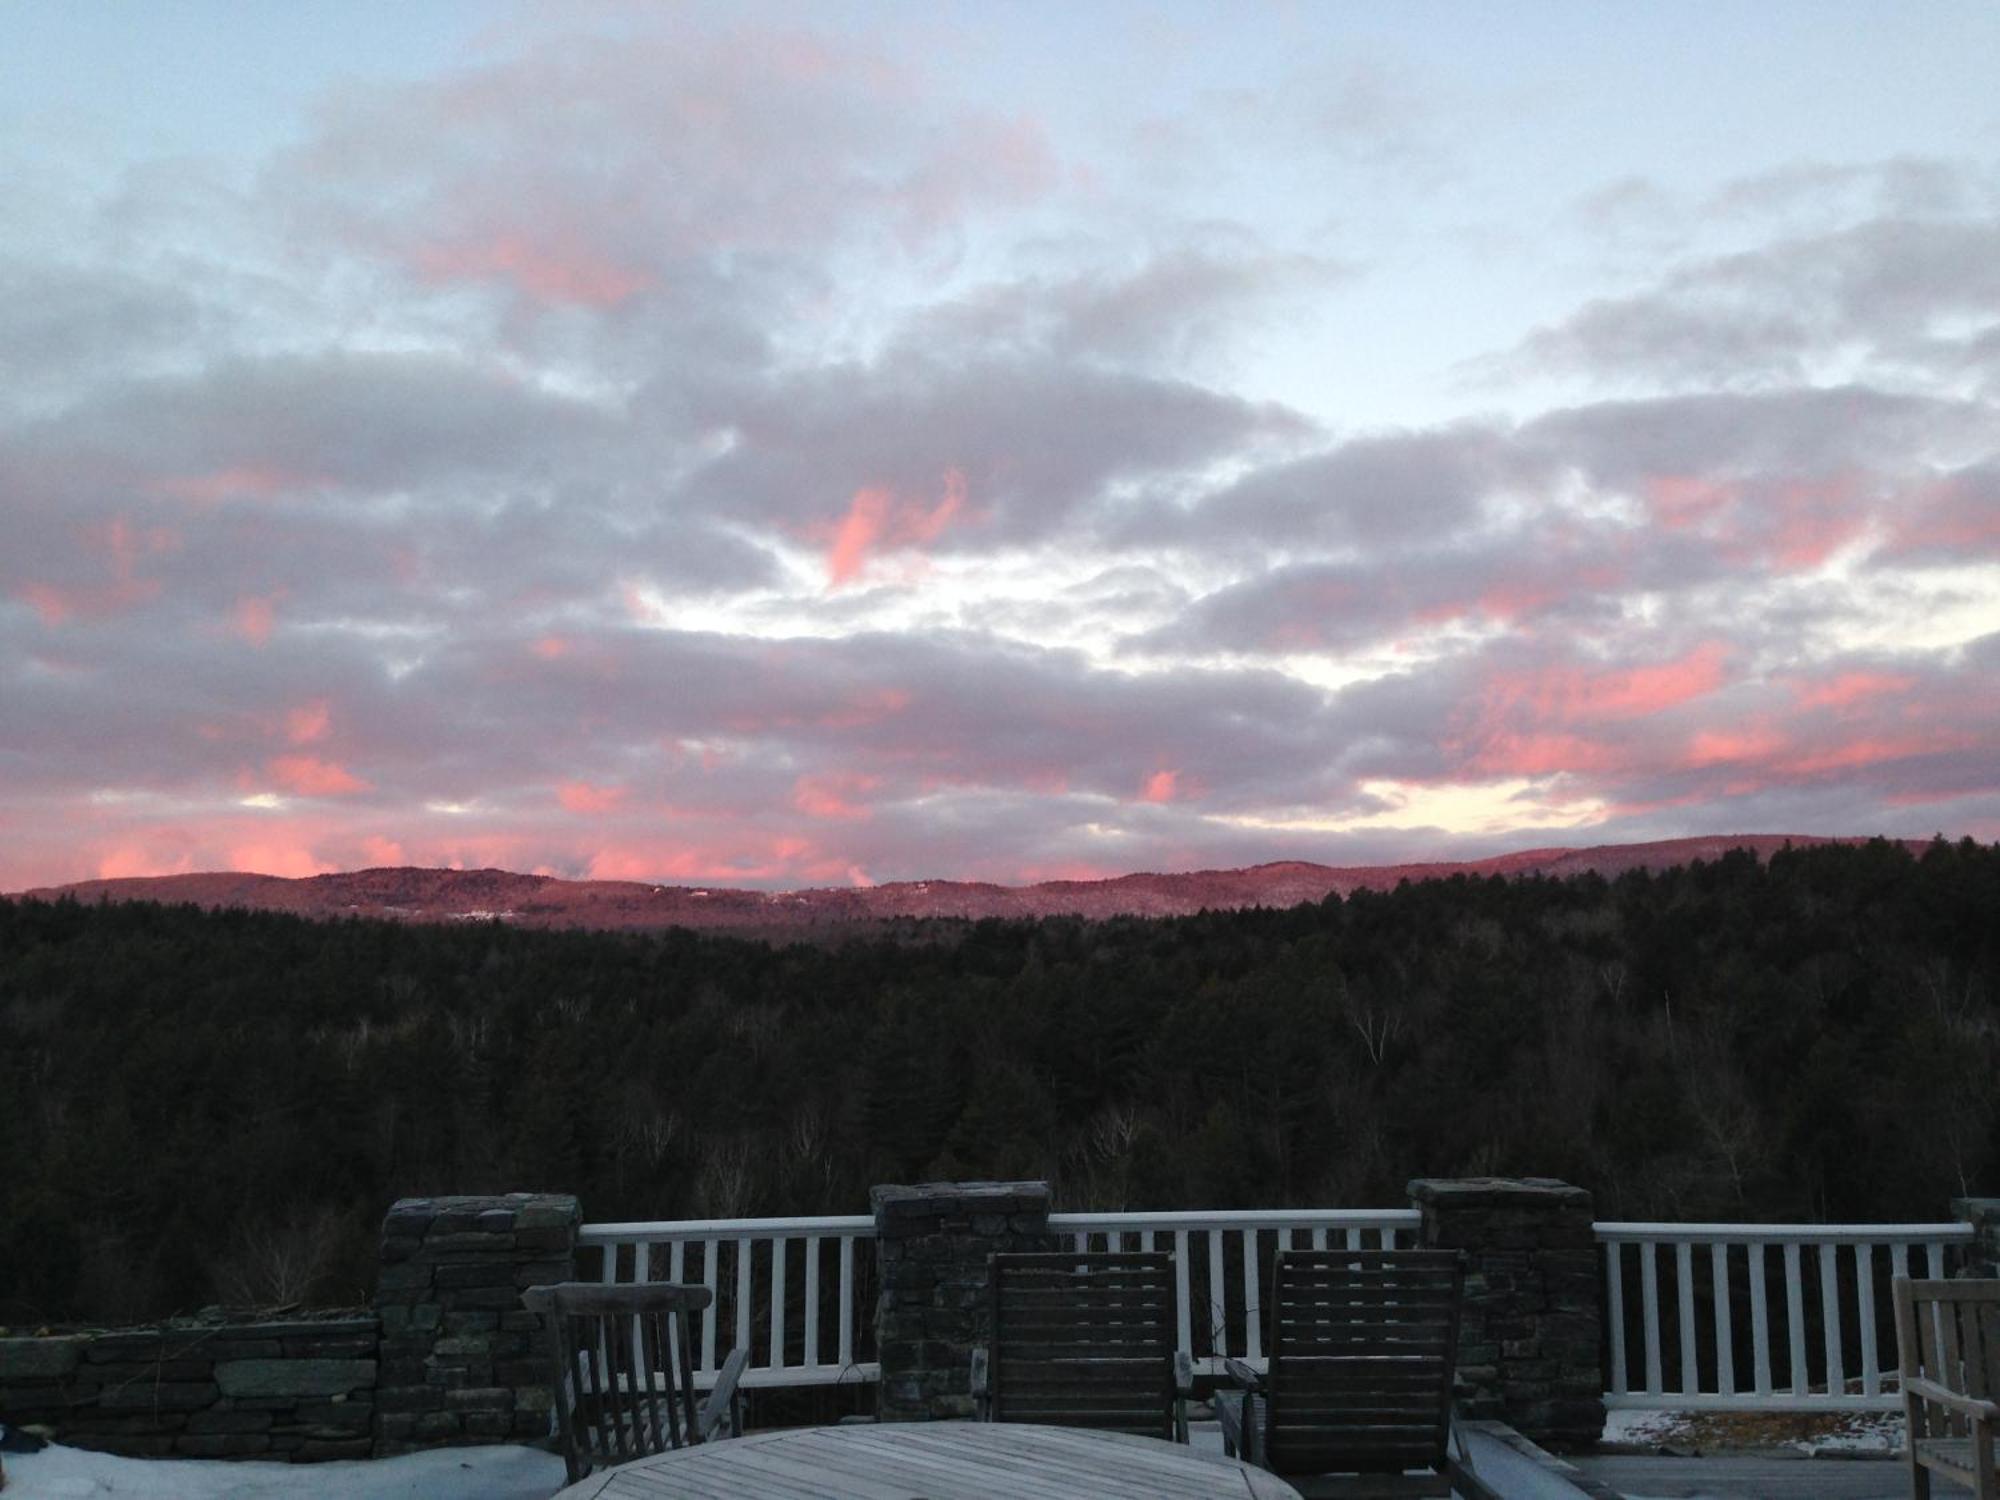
[371,1192,579,1457]
[1951,1198,2000,1277]
[871,1181,1057,1420]
[1408,1176,1604,1451]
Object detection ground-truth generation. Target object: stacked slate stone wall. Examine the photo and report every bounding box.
[872,1181,1056,1420]
[371,1192,578,1457]
[0,1311,378,1460]
[1409,1175,1605,1451]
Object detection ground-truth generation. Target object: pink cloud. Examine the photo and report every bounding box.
[97,846,196,880]
[361,836,407,866]
[822,469,968,588]
[148,466,313,504]
[286,701,332,745]
[14,519,177,625]
[1793,671,1915,709]
[1888,474,2000,557]
[1683,726,1789,768]
[1646,475,1737,530]
[531,635,572,660]
[818,687,913,729]
[232,595,280,646]
[792,772,880,820]
[1474,643,1732,746]
[227,842,334,879]
[267,756,370,797]
[557,781,626,814]
[1462,730,1628,777]
[413,233,653,307]
[1140,768,1181,804]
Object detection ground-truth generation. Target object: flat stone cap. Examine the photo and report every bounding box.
[871,1181,1051,1221]
[1408,1176,1592,1209]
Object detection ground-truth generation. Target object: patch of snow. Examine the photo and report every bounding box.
[0,1442,564,1499]
[450,910,516,921]
[1601,1408,1689,1448]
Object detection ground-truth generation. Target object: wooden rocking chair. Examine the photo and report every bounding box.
[1218,1248,1487,1498]
[522,1281,748,1484]
[972,1250,1196,1441]
[1895,1276,2000,1500]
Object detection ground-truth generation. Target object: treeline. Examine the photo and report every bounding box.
[2,837,1995,1327]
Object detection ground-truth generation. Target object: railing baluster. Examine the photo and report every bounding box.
[1243,1229,1262,1362]
[1927,1241,1946,1278]
[1856,1243,1878,1398]
[838,1235,855,1370]
[1208,1228,1227,1360]
[1821,1243,1843,1397]
[1784,1243,1807,1397]
[1641,1242,1663,1396]
[701,1239,717,1373]
[1749,1244,1771,1395]
[600,1238,619,1284]
[1606,1241,1627,1395]
[735,1237,753,1366]
[1891,1242,1910,1281]
[631,1241,652,1384]
[1312,1227,1327,1250]
[1174,1231,1193,1361]
[1712,1242,1734,1397]
[1676,1241,1697,1395]
[668,1241,685,1376]
[804,1235,822,1370]
[770,1235,787,1370]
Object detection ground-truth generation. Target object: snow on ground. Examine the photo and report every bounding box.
[0,1443,566,1499]
[1601,1405,1905,1457]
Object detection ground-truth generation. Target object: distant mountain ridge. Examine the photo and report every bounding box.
[11,834,1938,934]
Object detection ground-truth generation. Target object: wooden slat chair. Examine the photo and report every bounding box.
[522,1281,749,1484]
[1217,1248,1485,1499]
[1895,1276,2000,1500]
[972,1250,1196,1441]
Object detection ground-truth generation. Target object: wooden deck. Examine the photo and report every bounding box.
[1572,1454,1967,1497]
[552,1421,1301,1498]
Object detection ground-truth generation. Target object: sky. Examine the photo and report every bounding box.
[3,2,1998,892]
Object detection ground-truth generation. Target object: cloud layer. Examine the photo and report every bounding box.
[3,16,1997,889]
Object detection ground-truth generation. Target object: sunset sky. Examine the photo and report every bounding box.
[4,2,1998,891]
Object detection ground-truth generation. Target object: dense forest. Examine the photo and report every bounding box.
[2,837,1995,1328]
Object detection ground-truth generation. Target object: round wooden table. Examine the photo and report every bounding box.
[552,1421,1302,1499]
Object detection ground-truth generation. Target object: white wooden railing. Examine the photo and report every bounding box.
[1597,1221,1974,1411]
[1051,1209,1421,1376]
[579,1215,877,1390]
[579,1207,1418,1391]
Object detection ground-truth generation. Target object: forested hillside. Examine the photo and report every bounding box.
[3,838,1994,1327]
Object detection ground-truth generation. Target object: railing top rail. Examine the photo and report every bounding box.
[1051,1209,1420,1231]
[1594,1220,1974,1244]
[579,1214,874,1243]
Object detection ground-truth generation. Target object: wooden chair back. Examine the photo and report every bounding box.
[986,1250,1182,1439]
[522,1281,708,1483]
[1894,1276,2000,1498]
[1261,1248,1465,1480]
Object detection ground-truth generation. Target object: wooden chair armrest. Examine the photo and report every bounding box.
[1222,1357,1264,1391]
[697,1347,751,1440]
[1214,1388,1245,1457]
[1170,1351,1194,1443]
[970,1346,990,1419]
[1907,1375,2000,1424]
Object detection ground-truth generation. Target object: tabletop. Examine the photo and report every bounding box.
[552,1421,1303,1499]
